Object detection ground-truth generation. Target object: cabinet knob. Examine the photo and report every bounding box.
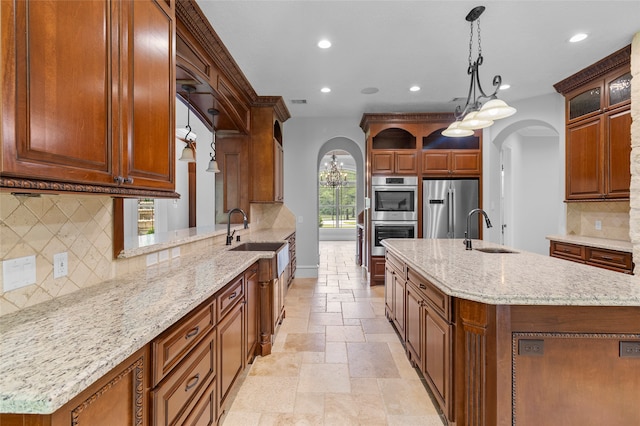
[124,177,134,184]
[113,176,124,184]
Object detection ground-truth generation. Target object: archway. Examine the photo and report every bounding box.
[317,137,364,244]
[488,119,563,254]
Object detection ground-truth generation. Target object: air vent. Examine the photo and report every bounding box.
[290,99,307,104]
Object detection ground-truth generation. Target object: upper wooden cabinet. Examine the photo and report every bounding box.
[555,45,631,201]
[370,128,418,175]
[1,0,177,196]
[250,102,287,203]
[421,129,481,176]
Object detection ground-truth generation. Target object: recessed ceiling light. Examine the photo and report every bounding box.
[321,87,331,93]
[409,86,421,92]
[569,33,588,43]
[318,39,331,49]
[499,84,511,90]
[361,87,379,94]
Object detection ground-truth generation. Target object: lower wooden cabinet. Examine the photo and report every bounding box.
[405,282,423,368]
[549,240,633,274]
[370,256,386,285]
[245,264,259,364]
[217,299,245,418]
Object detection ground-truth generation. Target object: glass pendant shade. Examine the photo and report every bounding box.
[475,99,517,120]
[179,144,196,162]
[442,121,474,137]
[457,111,494,130]
[206,159,220,173]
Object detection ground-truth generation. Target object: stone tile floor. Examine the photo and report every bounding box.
[221,241,445,425]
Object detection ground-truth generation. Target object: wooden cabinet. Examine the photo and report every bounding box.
[217,295,244,418]
[286,232,297,287]
[370,256,386,285]
[421,150,480,175]
[371,150,418,174]
[250,105,287,203]
[555,45,631,201]
[216,135,250,223]
[405,281,424,368]
[549,240,633,274]
[245,263,259,364]
[0,0,176,196]
[385,251,406,336]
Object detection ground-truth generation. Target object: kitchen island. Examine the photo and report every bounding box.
[382,238,640,426]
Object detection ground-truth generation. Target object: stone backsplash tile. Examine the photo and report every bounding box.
[0,194,114,315]
[566,201,630,241]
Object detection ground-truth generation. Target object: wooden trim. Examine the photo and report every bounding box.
[1,177,179,198]
[113,198,125,259]
[360,112,456,132]
[553,44,631,95]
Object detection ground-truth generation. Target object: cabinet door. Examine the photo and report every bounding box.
[566,117,604,200]
[274,141,284,201]
[393,275,406,337]
[371,151,394,174]
[245,264,259,364]
[395,152,417,174]
[451,151,480,175]
[424,308,451,415]
[1,0,118,185]
[370,256,386,284]
[405,283,423,369]
[605,108,631,198]
[120,0,175,190]
[567,82,603,124]
[384,265,395,319]
[421,152,450,174]
[218,301,244,414]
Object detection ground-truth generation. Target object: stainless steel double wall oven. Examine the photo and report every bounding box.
[371,176,418,255]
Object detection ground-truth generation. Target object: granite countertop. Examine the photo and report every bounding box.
[546,234,633,253]
[0,228,294,415]
[382,238,640,307]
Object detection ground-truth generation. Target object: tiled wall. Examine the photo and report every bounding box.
[566,201,631,241]
[0,193,114,315]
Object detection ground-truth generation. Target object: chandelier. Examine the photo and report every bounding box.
[320,153,347,188]
[442,6,516,137]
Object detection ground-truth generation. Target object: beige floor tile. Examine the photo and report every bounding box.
[387,415,446,425]
[309,311,344,326]
[220,410,261,426]
[350,377,382,395]
[378,378,440,416]
[347,342,401,378]
[325,341,348,363]
[283,333,326,352]
[294,392,325,415]
[342,301,377,319]
[297,363,351,393]
[228,376,298,413]
[248,352,302,377]
[326,325,365,342]
[257,413,324,425]
[301,351,325,364]
[361,318,395,334]
[324,393,387,425]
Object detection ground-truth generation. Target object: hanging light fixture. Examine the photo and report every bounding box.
[443,6,516,137]
[206,107,220,173]
[320,153,347,188]
[177,85,197,162]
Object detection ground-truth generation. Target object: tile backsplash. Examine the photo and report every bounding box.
[566,201,630,241]
[0,193,114,315]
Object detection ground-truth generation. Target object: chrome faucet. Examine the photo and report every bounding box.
[464,208,492,250]
[226,208,248,245]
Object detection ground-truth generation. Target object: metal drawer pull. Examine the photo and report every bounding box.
[185,326,199,339]
[419,283,427,290]
[185,374,200,392]
[599,255,613,260]
[229,291,238,300]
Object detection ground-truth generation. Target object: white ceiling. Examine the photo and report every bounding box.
[197,1,639,120]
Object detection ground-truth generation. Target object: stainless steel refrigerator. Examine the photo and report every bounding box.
[423,179,479,239]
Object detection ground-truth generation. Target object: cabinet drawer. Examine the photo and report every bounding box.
[152,299,215,386]
[407,268,450,321]
[218,275,244,319]
[586,247,633,272]
[385,251,405,277]
[550,241,585,262]
[176,377,217,426]
[152,330,216,426]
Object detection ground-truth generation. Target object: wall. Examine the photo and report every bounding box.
[284,117,365,277]
[566,202,630,240]
[0,194,114,315]
[630,33,640,273]
[483,93,566,246]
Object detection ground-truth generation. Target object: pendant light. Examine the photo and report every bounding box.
[443,6,516,137]
[178,85,197,162]
[206,107,220,173]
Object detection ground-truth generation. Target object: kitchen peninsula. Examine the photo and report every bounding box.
[382,238,640,426]
[0,226,294,425]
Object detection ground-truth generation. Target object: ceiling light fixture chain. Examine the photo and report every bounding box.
[206,107,220,173]
[178,84,197,162]
[443,5,516,137]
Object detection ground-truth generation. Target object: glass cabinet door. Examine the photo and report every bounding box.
[568,86,602,120]
[607,72,631,108]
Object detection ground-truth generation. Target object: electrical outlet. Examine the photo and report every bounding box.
[53,252,68,279]
[2,255,37,291]
[595,220,602,230]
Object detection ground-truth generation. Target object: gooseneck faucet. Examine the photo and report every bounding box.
[226,208,248,245]
[464,208,492,250]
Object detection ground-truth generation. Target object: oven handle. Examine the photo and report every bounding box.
[448,188,454,236]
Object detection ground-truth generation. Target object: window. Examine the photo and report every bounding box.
[318,151,356,228]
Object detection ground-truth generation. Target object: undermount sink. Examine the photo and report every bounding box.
[229,242,285,252]
[475,247,518,254]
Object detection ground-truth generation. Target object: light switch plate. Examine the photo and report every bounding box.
[2,255,37,292]
[53,252,68,279]
[595,220,602,230]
